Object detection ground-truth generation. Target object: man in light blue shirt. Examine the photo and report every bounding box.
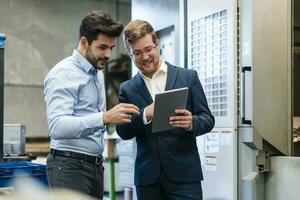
[44,10,139,199]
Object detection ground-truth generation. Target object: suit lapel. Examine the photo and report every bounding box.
[165,63,178,91]
[132,73,153,104]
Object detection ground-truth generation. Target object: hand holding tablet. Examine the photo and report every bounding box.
[152,87,189,133]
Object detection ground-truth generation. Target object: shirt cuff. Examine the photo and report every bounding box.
[85,112,105,129]
[143,107,152,125]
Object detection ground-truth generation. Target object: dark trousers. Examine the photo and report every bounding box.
[46,154,104,199]
[136,169,203,200]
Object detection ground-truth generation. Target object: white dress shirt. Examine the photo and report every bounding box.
[140,59,168,124]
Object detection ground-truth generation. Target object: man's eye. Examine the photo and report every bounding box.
[145,47,152,52]
[133,51,141,56]
[99,46,107,50]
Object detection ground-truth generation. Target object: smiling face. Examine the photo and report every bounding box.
[129,34,161,78]
[80,33,117,70]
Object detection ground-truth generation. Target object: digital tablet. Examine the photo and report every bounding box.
[152,87,188,133]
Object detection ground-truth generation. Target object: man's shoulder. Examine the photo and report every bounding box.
[166,62,196,76]
[44,56,83,85]
[178,66,195,75]
[119,73,143,94]
[47,56,71,73]
[120,76,136,90]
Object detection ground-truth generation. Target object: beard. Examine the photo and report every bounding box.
[86,48,109,70]
[139,55,161,75]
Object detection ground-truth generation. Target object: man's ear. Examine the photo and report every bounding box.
[156,39,160,53]
[79,37,89,49]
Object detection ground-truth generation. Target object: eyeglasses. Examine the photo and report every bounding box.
[131,44,157,58]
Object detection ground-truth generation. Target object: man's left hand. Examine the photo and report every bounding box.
[169,109,193,131]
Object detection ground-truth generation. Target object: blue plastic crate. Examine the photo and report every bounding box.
[0,161,48,187]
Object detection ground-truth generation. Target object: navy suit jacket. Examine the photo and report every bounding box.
[116,62,215,186]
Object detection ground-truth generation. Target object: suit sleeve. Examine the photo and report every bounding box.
[116,84,147,140]
[190,70,215,136]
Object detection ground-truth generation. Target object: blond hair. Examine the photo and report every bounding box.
[123,19,158,52]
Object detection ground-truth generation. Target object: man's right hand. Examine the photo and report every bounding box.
[145,103,154,122]
[103,103,140,125]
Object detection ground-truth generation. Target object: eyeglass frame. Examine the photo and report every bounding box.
[129,43,158,59]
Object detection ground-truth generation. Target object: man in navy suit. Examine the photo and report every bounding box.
[116,20,215,200]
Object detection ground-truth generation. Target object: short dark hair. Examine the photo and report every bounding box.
[79,10,124,44]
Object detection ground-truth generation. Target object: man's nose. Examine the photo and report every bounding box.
[104,48,112,58]
[141,52,150,60]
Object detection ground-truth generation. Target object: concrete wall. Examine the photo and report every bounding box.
[0,0,131,137]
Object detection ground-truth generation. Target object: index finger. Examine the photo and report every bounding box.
[121,103,140,111]
[123,108,140,115]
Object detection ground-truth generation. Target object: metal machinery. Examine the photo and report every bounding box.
[188,0,291,199]
[122,0,292,200]
[0,34,5,162]
[0,35,28,161]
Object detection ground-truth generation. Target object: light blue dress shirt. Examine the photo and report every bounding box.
[44,50,106,156]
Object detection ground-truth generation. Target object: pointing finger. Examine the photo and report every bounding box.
[121,103,140,113]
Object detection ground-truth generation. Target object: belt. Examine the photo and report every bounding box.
[50,149,103,165]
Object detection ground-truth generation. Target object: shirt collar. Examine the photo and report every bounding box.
[160,60,168,74]
[72,50,97,74]
[140,59,168,79]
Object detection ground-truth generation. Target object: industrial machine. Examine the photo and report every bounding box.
[188,0,290,199]
[0,34,6,162]
[3,124,25,156]
[119,0,292,200]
